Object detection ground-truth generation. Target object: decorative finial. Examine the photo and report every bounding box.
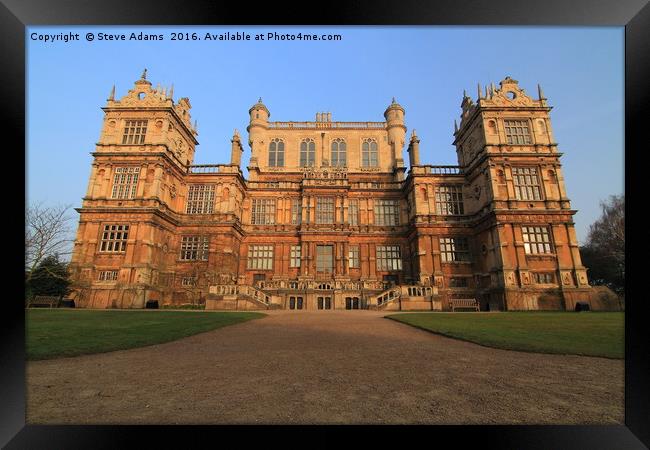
[258,97,263,103]
[538,83,546,100]
[454,119,458,133]
[491,82,496,94]
[141,68,147,80]
[411,129,416,138]
[463,89,467,98]
[484,83,488,98]
[168,84,174,100]
[477,83,482,99]
[156,82,160,92]
[234,128,240,138]
[108,84,115,101]
[194,120,198,131]
[392,97,396,104]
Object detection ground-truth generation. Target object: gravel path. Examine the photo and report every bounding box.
[26,311,623,424]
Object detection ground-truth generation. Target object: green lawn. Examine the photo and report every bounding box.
[26,309,265,360]
[386,312,624,359]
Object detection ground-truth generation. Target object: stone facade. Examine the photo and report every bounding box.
[68,71,605,311]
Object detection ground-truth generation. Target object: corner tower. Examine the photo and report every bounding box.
[384,98,407,180]
[452,76,592,311]
[246,98,270,178]
[68,70,203,309]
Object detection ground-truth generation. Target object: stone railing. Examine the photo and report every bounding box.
[404,286,435,297]
[187,164,240,174]
[209,284,271,304]
[350,181,403,190]
[412,165,464,175]
[246,181,301,189]
[372,285,436,306]
[302,178,348,187]
[255,279,390,292]
[268,121,386,130]
[373,286,402,306]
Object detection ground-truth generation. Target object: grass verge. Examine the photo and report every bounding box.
[26,309,265,360]
[386,312,623,359]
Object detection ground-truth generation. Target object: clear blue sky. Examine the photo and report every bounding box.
[26,26,623,244]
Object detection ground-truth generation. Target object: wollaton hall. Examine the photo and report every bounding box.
[68,71,608,311]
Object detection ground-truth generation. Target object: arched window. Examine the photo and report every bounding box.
[331,138,346,167]
[268,138,284,167]
[300,139,315,167]
[362,138,378,167]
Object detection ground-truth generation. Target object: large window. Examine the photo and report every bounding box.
[348,246,360,269]
[268,138,285,167]
[348,199,359,225]
[247,245,274,270]
[331,138,346,167]
[522,226,553,254]
[316,197,335,224]
[504,119,532,144]
[374,199,399,226]
[291,199,302,225]
[435,185,464,215]
[376,245,402,271]
[251,198,276,225]
[300,139,316,167]
[111,167,140,199]
[316,245,333,273]
[439,237,470,262]
[122,120,147,144]
[179,236,209,261]
[512,167,542,201]
[362,138,378,167]
[186,184,215,214]
[290,245,301,268]
[99,224,129,253]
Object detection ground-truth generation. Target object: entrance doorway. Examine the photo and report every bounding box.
[289,296,304,310]
[317,296,332,310]
[253,274,265,287]
[383,274,399,286]
[345,297,360,310]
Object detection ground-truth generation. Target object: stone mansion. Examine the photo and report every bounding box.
[68,71,602,311]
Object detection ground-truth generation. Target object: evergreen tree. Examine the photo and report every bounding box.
[26,254,71,299]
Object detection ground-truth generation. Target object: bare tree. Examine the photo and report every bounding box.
[581,195,625,294]
[25,202,75,282]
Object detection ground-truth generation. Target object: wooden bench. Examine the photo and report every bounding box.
[450,298,480,312]
[26,295,61,308]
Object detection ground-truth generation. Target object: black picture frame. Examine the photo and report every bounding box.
[3,1,648,448]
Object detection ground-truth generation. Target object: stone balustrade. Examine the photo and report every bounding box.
[255,279,390,291]
[209,284,271,304]
[411,165,464,175]
[188,164,240,174]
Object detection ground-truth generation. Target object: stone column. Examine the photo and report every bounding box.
[152,165,164,199]
[136,164,148,197]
